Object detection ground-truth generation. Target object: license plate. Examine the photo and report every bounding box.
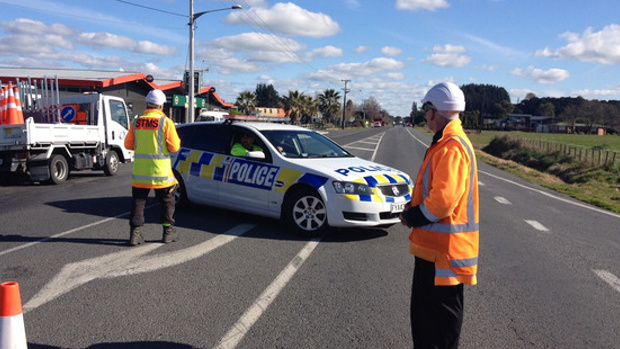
[390,203,405,213]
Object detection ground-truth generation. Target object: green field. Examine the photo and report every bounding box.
[466,130,620,151]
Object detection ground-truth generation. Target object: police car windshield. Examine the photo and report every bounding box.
[261,130,352,158]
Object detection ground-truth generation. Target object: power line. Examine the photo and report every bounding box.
[115,0,185,17]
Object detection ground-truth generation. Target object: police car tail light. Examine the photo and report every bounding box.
[332,181,373,195]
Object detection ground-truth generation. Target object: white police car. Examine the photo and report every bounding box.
[172,118,412,236]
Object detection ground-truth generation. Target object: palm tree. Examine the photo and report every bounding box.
[282,90,305,124]
[300,95,318,124]
[235,91,257,115]
[318,89,341,125]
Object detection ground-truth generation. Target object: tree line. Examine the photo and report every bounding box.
[234,83,390,127]
[408,83,620,133]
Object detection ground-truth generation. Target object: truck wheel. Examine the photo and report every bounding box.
[282,187,328,237]
[103,150,120,176]
[46,154,69,184]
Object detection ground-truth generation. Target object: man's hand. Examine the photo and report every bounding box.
[399,203,411,228]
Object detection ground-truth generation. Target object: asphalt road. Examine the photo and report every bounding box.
[1,126,619,349]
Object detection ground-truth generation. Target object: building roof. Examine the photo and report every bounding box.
[0,67,230,107]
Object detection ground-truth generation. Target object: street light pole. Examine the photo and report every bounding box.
[188,1,241,123]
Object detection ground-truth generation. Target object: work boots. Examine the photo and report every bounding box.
[129,227,144,246]
[162,225,178,243]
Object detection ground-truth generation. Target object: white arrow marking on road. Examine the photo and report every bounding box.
[22,224,255,313]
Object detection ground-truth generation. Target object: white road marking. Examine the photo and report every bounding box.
[22,224,256,313]
[593,269,620,294]
[480,170,620,219]
[524,220,549,232]
[494,196,512,205]
[345,145,375,152]
[478,181,485,186]
[214,238,321,349]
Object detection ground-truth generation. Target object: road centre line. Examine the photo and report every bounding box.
[593,269,620,294]
[480,170,620,219]
[494,196,512,205]
[524,220,550,232]
[214,238,322,349]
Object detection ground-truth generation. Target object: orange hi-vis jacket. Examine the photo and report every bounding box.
[409,118,479,286]
[124,109,181,189]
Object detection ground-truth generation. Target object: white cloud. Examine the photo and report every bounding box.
[571,87,620,98]
[381,46,402,57]
[226,2,340,38]
[535,25,620,64]
[79,32,136,50]
[211,33,305,54]
[395,0,450,11]
[306,57,405,83]
[354,46,370,54]
[421,44,471,67]
[1,18,76,36]
[308,45,345,59]
[510,66,570,84]
[135,41,176,56]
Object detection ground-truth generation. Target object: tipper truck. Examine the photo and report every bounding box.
[0,91,133,184]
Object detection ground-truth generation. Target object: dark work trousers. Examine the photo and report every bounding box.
[129,186,176,228]
[411,257,464,349]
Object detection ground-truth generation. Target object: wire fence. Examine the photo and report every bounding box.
[521,139,620,169]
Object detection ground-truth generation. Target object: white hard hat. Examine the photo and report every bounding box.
[145,89,167,106]
[421,82,465,112]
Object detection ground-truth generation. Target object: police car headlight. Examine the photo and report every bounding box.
[332,181,373,195]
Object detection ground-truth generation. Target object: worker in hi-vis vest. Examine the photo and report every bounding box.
[124,89,181,246]
[399,82,479,349]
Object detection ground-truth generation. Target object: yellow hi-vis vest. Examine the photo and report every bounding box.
[128,110,178,189]
[409,118,479,286]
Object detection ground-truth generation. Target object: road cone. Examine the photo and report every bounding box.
[0,281,28,349]
[5,84,24,125]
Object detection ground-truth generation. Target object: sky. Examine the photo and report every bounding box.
[1,0,620,117]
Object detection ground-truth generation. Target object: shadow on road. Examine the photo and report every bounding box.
[29,341,197,349]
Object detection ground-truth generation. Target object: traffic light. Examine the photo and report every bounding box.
[184,71,202,94]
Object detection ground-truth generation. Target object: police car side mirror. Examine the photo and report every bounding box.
[246,151,265,160]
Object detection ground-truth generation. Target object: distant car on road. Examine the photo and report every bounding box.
[373,122,382,127]
[171,118,412,237]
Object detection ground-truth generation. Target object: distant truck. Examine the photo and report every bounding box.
[0,92,133,184]
[196,110,228,122]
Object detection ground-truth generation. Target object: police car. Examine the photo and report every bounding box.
[172,117,412,236]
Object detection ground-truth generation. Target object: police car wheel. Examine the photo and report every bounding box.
[283,187,328,237]
[173,172,190,209]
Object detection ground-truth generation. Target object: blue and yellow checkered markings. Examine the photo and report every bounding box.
[344,172,411,202]
[273,168,304,193]
[298,173,329,190]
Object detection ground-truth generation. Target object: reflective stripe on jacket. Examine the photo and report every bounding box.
[124,109,181,189]
[409,118,479,286]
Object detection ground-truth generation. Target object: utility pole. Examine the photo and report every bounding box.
[188,2,241,124]
[341,79,350,129]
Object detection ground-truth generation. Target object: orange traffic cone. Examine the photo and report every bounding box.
[5,84,24,125]
[0,281,28,349]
